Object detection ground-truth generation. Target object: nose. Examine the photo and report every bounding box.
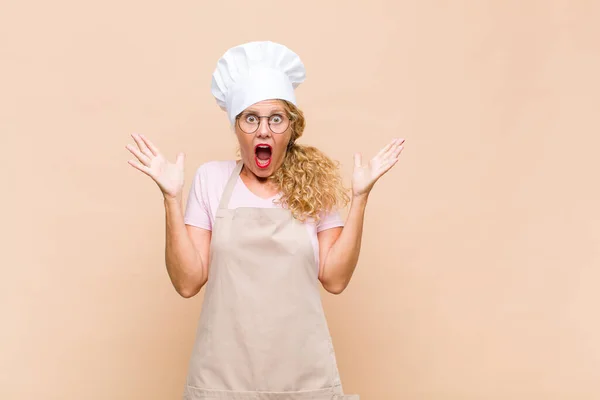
[255,117,271,138]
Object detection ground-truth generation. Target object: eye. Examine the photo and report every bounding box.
[269,114,283,124]
[245,114,258,123]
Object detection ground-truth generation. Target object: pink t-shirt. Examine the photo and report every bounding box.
[183,160,345,266]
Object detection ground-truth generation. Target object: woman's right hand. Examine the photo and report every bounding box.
[125,133,185,200]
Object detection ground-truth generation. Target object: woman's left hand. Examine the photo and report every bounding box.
[352,137,405,198]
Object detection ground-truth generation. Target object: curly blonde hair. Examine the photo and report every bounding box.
[265,100,350,222]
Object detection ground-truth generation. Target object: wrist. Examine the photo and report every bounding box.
[163,193,182,205]
[351,192,369,205]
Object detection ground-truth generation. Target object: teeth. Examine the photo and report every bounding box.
[256,155,270,167]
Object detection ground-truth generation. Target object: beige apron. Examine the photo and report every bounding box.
[183,161,359,400]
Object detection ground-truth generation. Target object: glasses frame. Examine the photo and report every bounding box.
[236,112,292,134]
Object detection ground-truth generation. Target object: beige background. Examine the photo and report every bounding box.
[1,0,599,399]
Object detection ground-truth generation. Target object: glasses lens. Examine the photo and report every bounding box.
[269,114,289,134]
[239,114,258,133]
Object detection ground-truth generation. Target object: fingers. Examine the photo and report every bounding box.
[375,138,396,159]
[374,155,400,180]
[125,143,151,165]
[390,143,404,159]
[127,159,152,177]
[373,143,403,177]
[137,133,160,156]
[382,138,405,159]
[131,133,154,158]
[354,153,362,168]
[176,152,185,169]
[375,138,405,163]
[381,144,403,170]
[382,157,399,173]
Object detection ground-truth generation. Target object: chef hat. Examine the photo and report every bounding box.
[211,41,306,125]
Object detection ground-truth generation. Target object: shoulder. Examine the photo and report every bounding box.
[192,160,237,183]
[315,208,345,232]
[194,159,237,174]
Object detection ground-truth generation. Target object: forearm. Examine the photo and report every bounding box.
[320,194,368,294]
[164,195,206,297]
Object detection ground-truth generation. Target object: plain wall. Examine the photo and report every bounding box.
[1,1,599,399]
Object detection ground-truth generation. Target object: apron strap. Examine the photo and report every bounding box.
[217,160,243,210]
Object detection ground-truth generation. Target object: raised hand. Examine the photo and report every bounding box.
[352,138,405,198]
[125,133,185,200]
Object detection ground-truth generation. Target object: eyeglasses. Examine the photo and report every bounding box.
[236,112,291,134]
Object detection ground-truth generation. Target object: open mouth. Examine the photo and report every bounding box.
[254,144,272,169]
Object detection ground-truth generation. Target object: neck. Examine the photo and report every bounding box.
[240,164,272,184]
[239,163,280,198]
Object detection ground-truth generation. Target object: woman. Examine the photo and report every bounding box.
[126,41,404,400]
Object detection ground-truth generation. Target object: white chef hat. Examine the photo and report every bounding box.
[211,41,306,125]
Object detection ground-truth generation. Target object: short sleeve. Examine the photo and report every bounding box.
[316,208,345,233]
[183,165,212,230]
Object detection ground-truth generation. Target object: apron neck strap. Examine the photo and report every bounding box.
[218,160,244,210]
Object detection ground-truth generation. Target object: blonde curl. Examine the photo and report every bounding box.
[268,101,350,222]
